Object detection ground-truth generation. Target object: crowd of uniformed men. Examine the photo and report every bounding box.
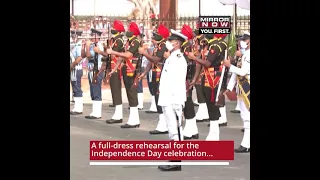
[70,19,250,171]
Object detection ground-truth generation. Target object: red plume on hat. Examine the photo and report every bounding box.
[129,22,141,36]
[113,20,125,32]
[220,34,228,38]
[214,34,228,39]
[157,24,170,39]
[180,24,194,40]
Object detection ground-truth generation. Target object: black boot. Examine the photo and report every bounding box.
[120,124,140,128]
[219,122,227,127]
[230,110,240,113]
[106,119,123,124]
[149,130,168,135]
[85,116,101,119]
[184,134,199,140]
[234,145,250,153]
[158,161,181,171]
[70,111,82,115]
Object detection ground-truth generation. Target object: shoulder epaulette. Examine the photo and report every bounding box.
[112,38,125,48]
[208,44,222,53]
[158,41,165,47]
[220,41,227,47]
[132,38,140,44]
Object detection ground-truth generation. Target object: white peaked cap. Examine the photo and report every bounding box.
[168,29,188,42]
[243,31,250,36]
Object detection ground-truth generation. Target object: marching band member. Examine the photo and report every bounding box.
[107,22,141,128]
[188,33,227,140]
[224,32,250,153]
[137,24,146,110]
[138,24,170,135]
[95,20,126,124]
[146,40,158,113]
[230,39,243,114]
[179,24,199,140]
[70,35,85,115]
[192,30,210,123]
[84,29,105,119]
[157,29,188,171]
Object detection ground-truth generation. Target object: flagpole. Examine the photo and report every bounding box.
[199,0,201,16]
[71,0,74,16]
[94,0,96,19]
[233,4,237,35]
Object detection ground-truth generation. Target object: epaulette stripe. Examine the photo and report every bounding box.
[216,45,222,52]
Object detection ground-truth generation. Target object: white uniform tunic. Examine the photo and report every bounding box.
[158,49,188,140]
[227,49,250,148]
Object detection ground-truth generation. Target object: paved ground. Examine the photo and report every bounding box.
[70,101,250,180]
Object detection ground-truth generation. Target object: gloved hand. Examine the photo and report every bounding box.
[172,104,184,127]
[172,104,182,111]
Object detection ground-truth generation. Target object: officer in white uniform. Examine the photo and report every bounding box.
[157,29,188,171]
[70,40,85,115]
[224,32,250,153]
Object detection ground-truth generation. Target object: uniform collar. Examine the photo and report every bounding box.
[181,41,188,48]
[114,34,122,39]
[157,39,165,45]
[129,36,137,42]
[171,49,181,55]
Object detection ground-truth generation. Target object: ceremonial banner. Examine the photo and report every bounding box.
[90,141,234,162]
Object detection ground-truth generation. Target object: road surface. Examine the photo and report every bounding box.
[70,101,250,180]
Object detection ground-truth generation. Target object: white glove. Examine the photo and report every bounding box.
[172,104,182,111]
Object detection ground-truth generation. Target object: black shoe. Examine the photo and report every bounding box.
[145,110,157,114]
[230,110,240,113]
[120,124,140,128]
[85,116,101,119]
[193,103,199,106]
[219,122,227,127]
[149,130,168,135]
[128,107,143,110]
[241,128,244,132]
[106,119,123,124]
[70,100,75,103]
[70,111,82,115]
[158,165,181,171]
[109,104,115,107]
[196,119,209,123]
[184,134,199,140]
[234,145,250,153]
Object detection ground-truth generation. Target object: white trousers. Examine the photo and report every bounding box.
[217,106,227,124]
[72,97,83,112]
[162,106,184,141]
[183,118,198,137]
[239,99,250,148]
[126,107,140,125]
[155,114,168,132]
[235,98,240,111]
